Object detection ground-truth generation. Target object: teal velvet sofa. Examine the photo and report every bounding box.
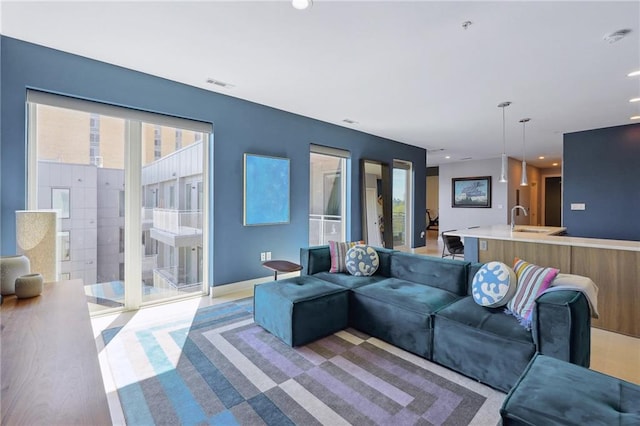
[299,245,591,393]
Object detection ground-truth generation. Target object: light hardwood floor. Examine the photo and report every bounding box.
[407,229,640,385]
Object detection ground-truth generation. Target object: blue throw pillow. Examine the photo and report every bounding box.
[345,245,379,277]
[471,261,517,308]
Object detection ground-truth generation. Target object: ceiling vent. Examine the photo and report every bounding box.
[342,118,358,124]
[206,78,234,88]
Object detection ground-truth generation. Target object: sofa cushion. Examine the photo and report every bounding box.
[311,271,385,289]
[471,261,517,307]
[345,245,379,276]
[506,258,559,328]
[390,252,469,295]
[353,278,462,315]
[433,296,536,392]
[350,278,462,358]
[328,240,363,273]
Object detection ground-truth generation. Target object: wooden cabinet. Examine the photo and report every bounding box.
[477,238,640,338]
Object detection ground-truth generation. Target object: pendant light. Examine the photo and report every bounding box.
[519,118,531,186]
[498,102,511,183]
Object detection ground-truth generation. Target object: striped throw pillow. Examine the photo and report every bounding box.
[506,258,559,329]
[328,240,364,273]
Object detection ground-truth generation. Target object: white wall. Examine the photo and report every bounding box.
[438,158,509,234]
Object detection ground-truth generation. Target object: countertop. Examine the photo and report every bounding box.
[445,225,640,252]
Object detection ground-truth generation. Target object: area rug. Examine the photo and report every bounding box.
[100,297,504,425]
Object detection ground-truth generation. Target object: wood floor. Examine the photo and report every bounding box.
[407,229,640,385]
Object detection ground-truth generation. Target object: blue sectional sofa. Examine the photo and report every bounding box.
[294,245,591,393]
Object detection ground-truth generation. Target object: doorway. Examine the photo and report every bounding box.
[544,176,562,226]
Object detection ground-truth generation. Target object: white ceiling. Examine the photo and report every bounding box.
[2,1,639,167]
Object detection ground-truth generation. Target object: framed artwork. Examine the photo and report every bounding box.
[243,153,290,226]
[452,176,491,208]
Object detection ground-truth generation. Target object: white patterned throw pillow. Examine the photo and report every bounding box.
[345,245,379,277]
[471,261,518,308]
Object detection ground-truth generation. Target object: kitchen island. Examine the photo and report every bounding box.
[445,225,640,338]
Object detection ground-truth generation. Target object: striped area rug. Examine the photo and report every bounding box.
[100,298,504,425]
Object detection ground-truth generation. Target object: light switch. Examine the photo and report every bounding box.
[480,240,488,251]
[571,203,586,211]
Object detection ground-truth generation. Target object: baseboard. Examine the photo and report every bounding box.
[210,271,301,298]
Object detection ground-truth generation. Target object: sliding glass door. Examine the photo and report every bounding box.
[27,91,211,314]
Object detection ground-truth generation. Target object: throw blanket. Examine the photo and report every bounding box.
[543,273,599,319]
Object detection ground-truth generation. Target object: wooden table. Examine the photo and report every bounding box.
[262,260,302,280]
[1,280,112,425]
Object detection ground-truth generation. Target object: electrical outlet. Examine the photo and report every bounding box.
[266,251,272,261]
[260,252,266,262]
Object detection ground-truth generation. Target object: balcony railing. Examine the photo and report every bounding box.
[153,266,201,291]
[152,209,202,235]
[309,214,342,246]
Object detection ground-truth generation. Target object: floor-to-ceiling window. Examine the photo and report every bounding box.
[309,145,349,245]
[392,160,413,249]
[27,90,211,314]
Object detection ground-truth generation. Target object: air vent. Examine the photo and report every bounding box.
[603,29,631,44]
[206,78,234,88]
[342,118,358,124]
[460,157,473,161]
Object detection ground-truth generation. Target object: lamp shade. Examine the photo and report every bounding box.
[499,153,508,183]
[519,118,531,187]
[520,161,528,186]
[498,101,511,183]
[16,210,59,282]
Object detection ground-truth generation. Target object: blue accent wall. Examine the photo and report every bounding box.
[0,36,426,285]
[563,123,640,241]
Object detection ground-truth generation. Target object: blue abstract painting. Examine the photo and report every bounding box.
[244,154,290,225]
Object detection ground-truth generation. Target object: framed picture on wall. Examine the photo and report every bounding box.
[243,153,290,225]
[452,176,491,208]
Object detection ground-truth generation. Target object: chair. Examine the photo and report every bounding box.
[426,209,439,230]
[441,230,464,259]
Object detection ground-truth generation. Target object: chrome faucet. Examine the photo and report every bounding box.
[511,205,528,231]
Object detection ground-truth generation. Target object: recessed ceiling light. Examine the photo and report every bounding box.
[445,155,451,159]
[628,70,640,77]
[631,115,640,120]
[630,98,640,103]
[538,156,545,160]
[552,163,559,166]
[292,0,313,10]
[603,29,632,44]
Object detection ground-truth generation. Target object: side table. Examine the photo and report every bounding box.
[262,260,302,280]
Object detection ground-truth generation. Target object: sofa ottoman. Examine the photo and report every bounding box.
[254,276,349,347]
[501,354,640,425]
